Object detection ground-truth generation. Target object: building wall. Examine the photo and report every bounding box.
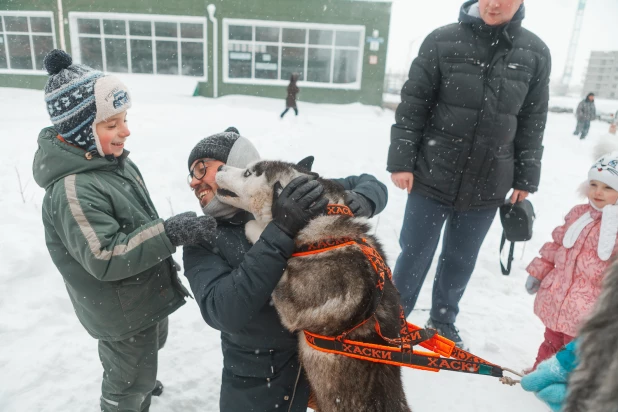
[0,0,391,105]
[583,51,618,100]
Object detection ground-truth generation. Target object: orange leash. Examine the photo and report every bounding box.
[292,206,514,379]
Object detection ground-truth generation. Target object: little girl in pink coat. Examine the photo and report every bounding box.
[526,150,618,369]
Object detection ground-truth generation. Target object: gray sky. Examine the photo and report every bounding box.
[385,0,618,87]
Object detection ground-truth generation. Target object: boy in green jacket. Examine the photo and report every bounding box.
[33,50,215,412]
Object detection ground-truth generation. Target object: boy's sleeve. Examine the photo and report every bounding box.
[332,174,388,216]
[51,174,176,281]
[183,222,294,334]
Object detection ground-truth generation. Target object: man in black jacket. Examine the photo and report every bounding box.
[183,128,388,411]
[387,0,550,349]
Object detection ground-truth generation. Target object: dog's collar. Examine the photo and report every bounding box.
[325,204,354,217]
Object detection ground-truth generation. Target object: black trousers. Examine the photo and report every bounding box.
[281,107,298,117]
[99,318,168,411]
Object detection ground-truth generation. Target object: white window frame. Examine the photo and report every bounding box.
[0,11,57,75]
[223,19,365,90]
[68,12,208,81]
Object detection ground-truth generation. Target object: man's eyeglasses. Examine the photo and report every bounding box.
[187,159,211,186]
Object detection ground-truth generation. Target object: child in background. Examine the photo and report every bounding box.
[525,147,618,370]
[33,50,216,411]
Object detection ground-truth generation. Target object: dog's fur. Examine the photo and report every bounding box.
[215,160,411,412]
[563,259,618,412]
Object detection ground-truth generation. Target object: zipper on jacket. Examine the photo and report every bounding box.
[556,220,600,327]
[455,42,505,210]
[287,365,303,412]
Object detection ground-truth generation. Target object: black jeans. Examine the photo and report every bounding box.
[392,191,496,323]
[281,107,298,117]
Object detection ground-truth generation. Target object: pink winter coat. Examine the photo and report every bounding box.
[527,204,617,337]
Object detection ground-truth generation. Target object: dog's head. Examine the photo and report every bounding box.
[215,160,315,222]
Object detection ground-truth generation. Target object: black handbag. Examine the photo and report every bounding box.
[499,199,535,275]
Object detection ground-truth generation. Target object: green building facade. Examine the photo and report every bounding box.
[0,0,391,105]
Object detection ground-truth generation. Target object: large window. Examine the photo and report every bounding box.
[69,12,207,79]
[0,11,57,73]
[223,19,364,89]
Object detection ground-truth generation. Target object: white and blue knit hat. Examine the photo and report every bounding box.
[43,49,132,157]
[589,151,618,191]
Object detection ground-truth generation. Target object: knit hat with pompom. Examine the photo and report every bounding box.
[43,49,132,157]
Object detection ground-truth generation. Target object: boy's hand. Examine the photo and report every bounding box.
[344,191,375,218]
[164,212,217,246]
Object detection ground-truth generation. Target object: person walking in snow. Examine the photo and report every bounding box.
[182,128,387,411]
[525,148,618,370]
[387,0,551,349]
[33,50,216,412]
[280,73,300,118]
[573,92,596,140]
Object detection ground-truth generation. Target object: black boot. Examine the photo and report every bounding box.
[426,319,467,350]
[152,380,164,397]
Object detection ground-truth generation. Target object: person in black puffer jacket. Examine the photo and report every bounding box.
[183,128,388,412]
[387,0,551,349]
[574,93,596,140]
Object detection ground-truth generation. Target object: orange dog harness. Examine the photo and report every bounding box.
[292,204,508,378]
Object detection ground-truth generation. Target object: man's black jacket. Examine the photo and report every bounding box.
[387,0,551,211]
[183,174,387,411]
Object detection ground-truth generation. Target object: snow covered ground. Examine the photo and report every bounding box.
[1,79,616,411]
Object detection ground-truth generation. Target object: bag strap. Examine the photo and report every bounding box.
[499,231,515,276]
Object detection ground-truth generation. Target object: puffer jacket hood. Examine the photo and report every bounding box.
[33,126,122,190]
[459,0,525,27]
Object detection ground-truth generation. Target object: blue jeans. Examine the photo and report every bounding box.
[393,191,496,323]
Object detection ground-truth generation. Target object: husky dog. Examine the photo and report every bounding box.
[563,260,618,412]
[215,160,412,412]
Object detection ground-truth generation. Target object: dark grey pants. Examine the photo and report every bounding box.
[99,318,168,412]
[574,120,591,139]
[392,191,496,323]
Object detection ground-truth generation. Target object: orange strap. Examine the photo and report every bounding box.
[294,232,504,377]
[294,234,415,349]
[303,324,504,377]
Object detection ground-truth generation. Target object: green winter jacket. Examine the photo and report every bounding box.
[33,126,188,341]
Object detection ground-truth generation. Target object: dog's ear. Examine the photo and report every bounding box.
[296,156,314,172]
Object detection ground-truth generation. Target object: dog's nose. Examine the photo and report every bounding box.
[217,165,224,172]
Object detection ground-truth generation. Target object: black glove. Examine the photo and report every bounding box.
[164,211,217,246]
[344,190,375,218]
[272,176,329,238]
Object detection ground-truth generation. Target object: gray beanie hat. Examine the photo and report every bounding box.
[188,127,260,170]
[43,49,132,157]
